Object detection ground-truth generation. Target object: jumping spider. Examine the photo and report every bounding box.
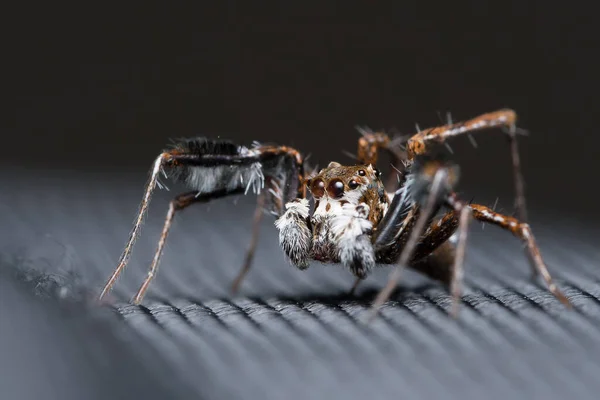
[98,109,571,317]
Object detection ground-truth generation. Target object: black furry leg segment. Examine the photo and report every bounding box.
[231,192,266,294]
[365,168,450,322]
[132,188,245,304]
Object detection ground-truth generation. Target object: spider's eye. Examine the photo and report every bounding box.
[327,179,345,199]
[358,169,366,176]
[310,178,325,198]
[348,179,359,190]
[373,168,381,177]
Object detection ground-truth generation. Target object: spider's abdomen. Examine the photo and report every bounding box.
[166,138,265,196]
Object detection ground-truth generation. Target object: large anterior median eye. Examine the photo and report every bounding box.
[327,179,345,198]
[310,178,325,198]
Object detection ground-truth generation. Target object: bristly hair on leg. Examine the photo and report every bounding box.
[167,138,265,197]
[99,137,307,301]
[366,156,461,322]
[98,152,169,300]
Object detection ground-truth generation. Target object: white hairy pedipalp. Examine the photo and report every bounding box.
[274,199,312,269]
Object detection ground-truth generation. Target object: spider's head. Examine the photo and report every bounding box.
[306,162,388,222]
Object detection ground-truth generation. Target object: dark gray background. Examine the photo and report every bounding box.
[3,2,599,218]
[2,2,600,400]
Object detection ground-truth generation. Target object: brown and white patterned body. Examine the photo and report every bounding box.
[275,162,395,278]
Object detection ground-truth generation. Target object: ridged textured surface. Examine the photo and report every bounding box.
[1,169,599,399]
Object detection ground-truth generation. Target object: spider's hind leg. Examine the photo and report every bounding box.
[133,188,245,304]
[100,138,306,302]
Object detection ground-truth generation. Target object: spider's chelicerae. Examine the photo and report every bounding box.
[99,109,571,317]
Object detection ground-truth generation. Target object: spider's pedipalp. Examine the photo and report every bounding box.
[275,198,312,270]
[331,203,375,278]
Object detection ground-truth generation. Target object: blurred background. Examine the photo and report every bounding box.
[2,2,600,399]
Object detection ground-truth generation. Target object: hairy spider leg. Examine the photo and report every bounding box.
[406,109,528,222]
[466,201,571,306]
[376,207,465,315]
[366,192,571,320]
[366,168,450,322]
[443,197,472,317]
[99,151,187,301]
[229,146,306,293]
[100,143,305,302]
[132,189,244,304]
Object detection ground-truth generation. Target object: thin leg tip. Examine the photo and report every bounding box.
[230,281,241,295]
[348,278,363,296]
[131,294,144,305]
[450,300,461,319]
[362,306,381,325]
[557,291,572,308]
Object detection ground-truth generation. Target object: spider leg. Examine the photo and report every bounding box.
[408,207,469,317]
[406,109,528,222]
[464,200,571,307]
[100,139,306,302]
[409,210,459,262]
[99,151,199,301]
[231,173,295,293]
[231,191,266,294]
[349,276,364,295]
[132,189,246,304]
[437,200,471,317]
[355,128,408,190]
[366,168,450,322]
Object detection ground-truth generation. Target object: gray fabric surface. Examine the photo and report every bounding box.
[1,168,600,399]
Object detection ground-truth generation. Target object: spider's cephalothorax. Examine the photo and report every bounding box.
[309,163,388,225]
[99,109,571,317]
[275,162,390,278]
